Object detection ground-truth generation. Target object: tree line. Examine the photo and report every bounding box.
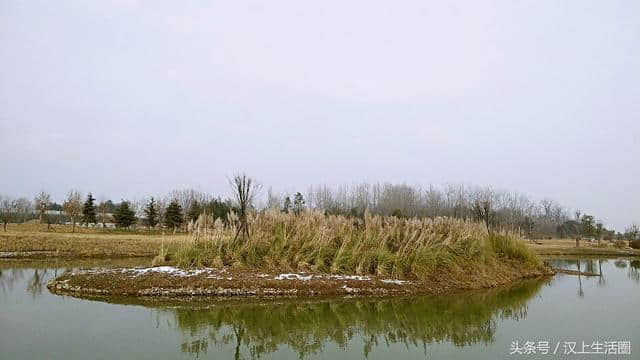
[1,179,639,243]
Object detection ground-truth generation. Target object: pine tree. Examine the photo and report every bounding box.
[143,197,158,229]
[113,201,136,228]
[164,200,183,231]
[187,200,202,222]
[81,193,97,225]
[205,198,231,223]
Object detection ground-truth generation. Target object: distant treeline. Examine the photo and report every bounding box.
[1,181,638,242]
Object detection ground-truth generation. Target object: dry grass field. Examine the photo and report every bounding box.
[0,223,185,258]
[2,223,637,260]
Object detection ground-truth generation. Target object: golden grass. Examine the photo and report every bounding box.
[164,210,542,280]
[0,225,185,257]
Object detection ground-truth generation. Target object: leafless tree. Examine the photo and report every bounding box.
[63,190,82,233]
[155,197,168,228]
[0,195,10,231]
[169,188,210,213]
[265,187,282,210]
[230,174,260,242]
[625,224,639,247]
[472,188,497,231]
[34,191,51,223]
[97,201,110,228]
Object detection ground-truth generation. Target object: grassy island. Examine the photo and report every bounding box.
[47,211,550,298]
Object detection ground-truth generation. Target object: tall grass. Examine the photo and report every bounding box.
[165,210,541,279]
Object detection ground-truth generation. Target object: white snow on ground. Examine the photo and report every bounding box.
[380,279,411,285]
[73,267,229,278]
[329,275,371,281]
[342,284,356,293]
[273,273,374,282]
[68,267,408,286]
[0,251,57,258]
[275,273,313,281]
[124,266,212,277]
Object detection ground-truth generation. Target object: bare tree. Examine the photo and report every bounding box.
[625,224,639,247]
[168,188,209,214]
[0,195,10,231]
[265,187,282,210]
[97,200,111,228]
[63,190,82,233]
[34,191,51,223]
[574,209,582,247]
[472,188,496,231]
[230,174,260,242]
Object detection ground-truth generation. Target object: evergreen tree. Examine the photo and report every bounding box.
[81,193,97,225]
[204,198,232,223]
[187,200,202,222]
[113,201,136,228]
[143,197,158,229]
[164,200,183,230]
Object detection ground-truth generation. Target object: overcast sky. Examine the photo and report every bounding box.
[1,1,638,230]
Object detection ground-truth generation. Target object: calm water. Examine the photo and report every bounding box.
[0,258,638,359]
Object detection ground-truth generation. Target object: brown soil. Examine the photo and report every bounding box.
[47,260,552,299]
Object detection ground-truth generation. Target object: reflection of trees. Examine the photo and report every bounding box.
[598,259,606,287]
[159,280,546,359]
[614,260,627,268]
[26,269,49,297]
[629,260,639,283]
[0,268,25,294]
[0,267,70,297]
[577,260,584,297]
[1,258,147,298]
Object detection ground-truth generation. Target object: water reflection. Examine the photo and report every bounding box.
[629,260,640,283]
[547,258,640,295]
[26,268,50,297]
[151,280,548,359]
[0,258,149,297]
[2,257,639,359]
[0,268,24,294]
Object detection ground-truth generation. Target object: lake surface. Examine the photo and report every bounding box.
[1,258,638,359]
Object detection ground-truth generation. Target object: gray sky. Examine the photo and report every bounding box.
[1,1,638,230]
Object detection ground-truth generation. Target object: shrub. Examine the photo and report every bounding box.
[630,239,640,250]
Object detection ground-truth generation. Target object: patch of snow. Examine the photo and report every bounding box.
[342,284,356,293]
[123,267,217,277]
[256,274,270,278]
[380,279,411,285]
[329,275,371,281]
[275,273,313,281]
